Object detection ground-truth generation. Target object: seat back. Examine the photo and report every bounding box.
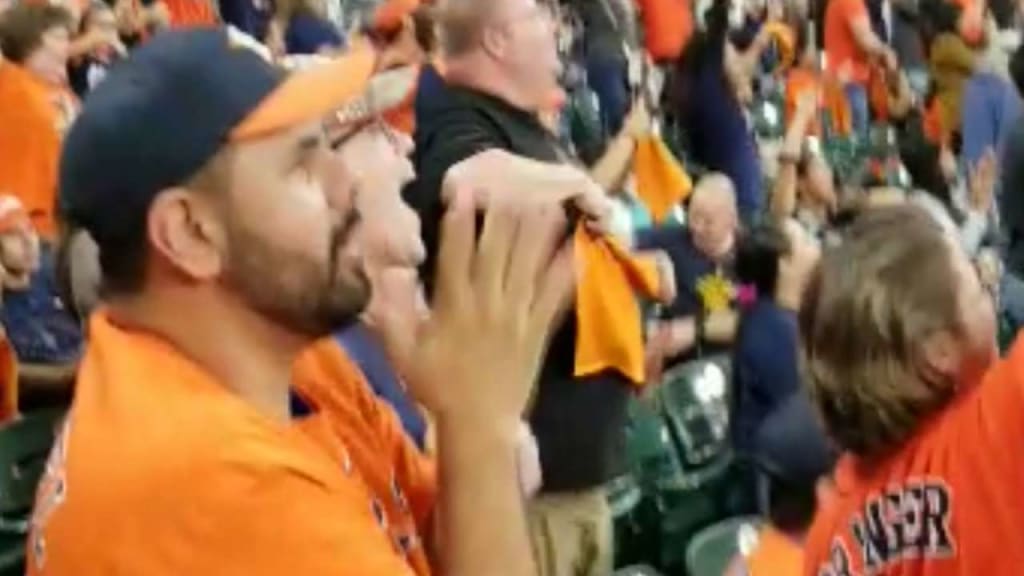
[685,517,762,576]
[0,410,65,519]
[0,410,65,576]
[657,356,732,470]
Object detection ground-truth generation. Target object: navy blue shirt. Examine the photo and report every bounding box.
[635,227,736,363]
[732,300,800,454]
[334,322,427,450]
[285,13,343,55]
[218,0,272,40]
[685,64,762,219]
[1,247,82,365]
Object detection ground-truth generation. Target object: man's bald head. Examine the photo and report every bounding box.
[436,0,561,111]
[688,173,738,261]
[437,0,503,56]
[689,173,737,214]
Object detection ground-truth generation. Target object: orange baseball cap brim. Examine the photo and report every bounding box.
[230,46,377,141]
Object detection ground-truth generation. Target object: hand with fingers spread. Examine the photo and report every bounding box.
[401,188,576,433]
[396,189,575,576]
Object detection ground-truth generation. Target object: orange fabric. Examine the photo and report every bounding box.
[634,0,693,61]
[0,333,18,424]
[784,68,853,136]
[574,227,661,385]
[924,98,947,144]
[373,0,420,33]
[633,134,692,223]
[28,311,435,576]
[748,527,803,576]
[824,0,871,84]
[0,63,63,239]
[162,0,217,27]
[867,64,890,120]
[803,337,1024,576]
[233,47,377,140]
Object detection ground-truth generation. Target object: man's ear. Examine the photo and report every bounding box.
[479,24,507,59]
[147,189,226,282]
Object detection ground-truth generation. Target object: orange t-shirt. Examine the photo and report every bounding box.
[803,337,1024,576]
[824,0,872,85]
[27,312,436,576]
[0,63,63,239]
[748,526,803,576]
[162,0,217,27]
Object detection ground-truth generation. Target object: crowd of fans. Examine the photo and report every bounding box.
[0,0,1023,574]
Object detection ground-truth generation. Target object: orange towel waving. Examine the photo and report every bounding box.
[633,134,692,223]
[574,227,662,385]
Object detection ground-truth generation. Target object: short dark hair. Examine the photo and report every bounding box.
[767,477,818,533]
[736,221,791,300]
[0,3,73,64]
[86,150,232,297]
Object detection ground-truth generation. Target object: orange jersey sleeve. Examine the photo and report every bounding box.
[803,337,1024,576]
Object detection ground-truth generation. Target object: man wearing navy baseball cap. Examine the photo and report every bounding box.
[28,26,574,576]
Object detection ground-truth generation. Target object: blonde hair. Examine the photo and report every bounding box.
[799,206,964,461]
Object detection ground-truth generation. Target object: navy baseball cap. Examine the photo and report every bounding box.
[59,26,383,244]
[753,393,838,487]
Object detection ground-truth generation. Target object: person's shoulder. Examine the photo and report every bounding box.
[634,225,688,252]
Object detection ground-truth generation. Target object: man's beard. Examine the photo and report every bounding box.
[222,209,371,338]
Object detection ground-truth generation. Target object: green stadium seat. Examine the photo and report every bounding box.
[685,517,762,576]
[613,564,664,575]
[0,410,66,576]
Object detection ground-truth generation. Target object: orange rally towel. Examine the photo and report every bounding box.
[0,63,63,239]
[574,227,661,385]
[633,134,692,223]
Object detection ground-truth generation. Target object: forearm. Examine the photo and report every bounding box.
[437,419,534,576]
[589,129,636,192]
[771,165,799,219]
[772,115,811,219]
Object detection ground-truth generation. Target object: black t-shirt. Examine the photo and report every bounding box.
[403,80,631,492]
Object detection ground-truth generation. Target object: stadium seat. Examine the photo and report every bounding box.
[685,516,762,576]
[613,564,664,575]
[0,409,66,575]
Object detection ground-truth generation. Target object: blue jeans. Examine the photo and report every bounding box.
[844,83,870,135]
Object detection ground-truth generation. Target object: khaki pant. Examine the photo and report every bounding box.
[527,488,613,576]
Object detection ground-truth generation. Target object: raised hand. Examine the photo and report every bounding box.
[400,189,575,433]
